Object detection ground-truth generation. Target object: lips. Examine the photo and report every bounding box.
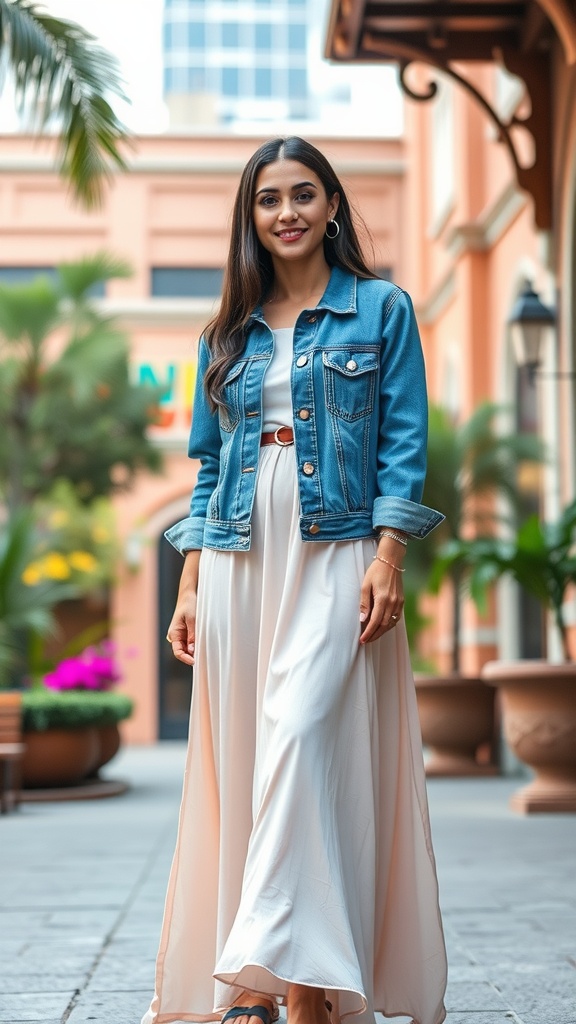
[276,228,307,241]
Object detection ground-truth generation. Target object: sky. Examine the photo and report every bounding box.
[0,0,402,136]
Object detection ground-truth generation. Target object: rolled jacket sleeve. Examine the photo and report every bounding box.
[372,290,444,538]
[164,337,221,554]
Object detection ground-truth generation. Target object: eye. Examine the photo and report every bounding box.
[296,191,314,202]
[259,195,278,207]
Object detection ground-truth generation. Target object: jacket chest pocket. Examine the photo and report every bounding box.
[322,349,379,421]
[219,361,246,432]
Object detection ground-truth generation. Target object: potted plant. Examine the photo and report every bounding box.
[436,498,576,811]
[21,642,134,790]
[409,403,544,775]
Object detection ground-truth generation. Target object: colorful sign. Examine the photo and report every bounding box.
[136,361,197,435]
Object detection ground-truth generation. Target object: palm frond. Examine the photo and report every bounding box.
[0,0,131,207]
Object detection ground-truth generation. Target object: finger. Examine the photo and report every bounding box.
[359,578,372,625]
[361,606,403,644]
[171,639,195,666]
[359,594,386,644]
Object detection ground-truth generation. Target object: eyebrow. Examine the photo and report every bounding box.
[255,181,318,196]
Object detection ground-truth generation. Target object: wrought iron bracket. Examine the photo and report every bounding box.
[364,32,552,230]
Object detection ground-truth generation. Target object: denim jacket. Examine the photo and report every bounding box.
[166,267,444,554]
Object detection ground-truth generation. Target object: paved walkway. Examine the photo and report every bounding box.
[1,743,575,1024]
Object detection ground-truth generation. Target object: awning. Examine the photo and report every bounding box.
[325,0,576,229]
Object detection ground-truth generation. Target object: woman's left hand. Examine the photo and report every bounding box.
[359,558,404,644]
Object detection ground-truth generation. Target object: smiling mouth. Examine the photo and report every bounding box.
[276,228,307,240]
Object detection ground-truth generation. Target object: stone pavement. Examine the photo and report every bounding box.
[1,743,575,1024]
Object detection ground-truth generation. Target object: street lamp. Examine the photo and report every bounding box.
[508,281,556,383]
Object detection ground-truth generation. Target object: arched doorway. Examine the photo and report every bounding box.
[157,533,193,739]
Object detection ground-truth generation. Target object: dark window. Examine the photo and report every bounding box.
[0,267,105,296]
[151,267,223,297]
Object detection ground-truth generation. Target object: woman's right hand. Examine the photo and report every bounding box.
[166,550,201,666]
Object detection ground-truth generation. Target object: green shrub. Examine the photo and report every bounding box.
[22,689,134,732]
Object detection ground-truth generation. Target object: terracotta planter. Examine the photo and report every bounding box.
[482,660,576,813]
[22,727,100,788]
[415,674,498,776]
[92,723,122,773]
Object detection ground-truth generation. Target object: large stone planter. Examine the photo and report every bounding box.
[482,660,576,813]
[415,674,498,776]
[22,727,100,788]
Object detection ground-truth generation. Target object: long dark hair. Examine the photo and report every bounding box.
[204,136,377,411]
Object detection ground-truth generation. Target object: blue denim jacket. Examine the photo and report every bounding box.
[166,267,444,553]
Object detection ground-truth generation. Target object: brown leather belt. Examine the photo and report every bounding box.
[260,426,294,447]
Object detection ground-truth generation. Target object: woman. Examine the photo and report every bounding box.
[142,137,447,1024]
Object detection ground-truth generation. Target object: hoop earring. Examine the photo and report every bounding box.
[325,219,340,239]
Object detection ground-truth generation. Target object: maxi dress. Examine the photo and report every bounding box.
[142,328,447,1024]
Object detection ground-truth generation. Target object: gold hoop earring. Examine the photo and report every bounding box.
[325,219,340,239]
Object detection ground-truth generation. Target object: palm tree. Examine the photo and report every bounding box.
[0,253,163,511]
[408,403,545,672]
[0,0,129,207]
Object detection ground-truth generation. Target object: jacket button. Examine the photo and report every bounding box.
[308,315,317,323]
[346,359,358,371]
[302,462,315,475]
[298,408,310,420]
[296,355,308,367]
[308,523,320,534]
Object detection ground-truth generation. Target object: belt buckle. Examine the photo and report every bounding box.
[274,427,293,447]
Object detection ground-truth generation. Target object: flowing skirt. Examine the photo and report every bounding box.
[143,444,447,1024]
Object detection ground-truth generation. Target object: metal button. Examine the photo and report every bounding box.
[346,359,358,371]
[296,355,308,367]
[308,523,320,534]
[302,462,315,476]
[308,315,317,323]
[298,408,310,420]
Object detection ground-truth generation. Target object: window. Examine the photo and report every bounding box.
[168,20,188,48]
[288,67,307,98]
[189,66,206,91]
[221,22,239,47]
[255,23,272,50]
[288,24,306,51]
[222,66,239,97]
[151,268,223,298]
[188,22,205,47]
[0,267,105,296]
[255,67,273,97]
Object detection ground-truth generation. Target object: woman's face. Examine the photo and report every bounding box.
[252,159,339,264]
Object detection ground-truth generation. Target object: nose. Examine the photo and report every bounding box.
[278,201,298,222]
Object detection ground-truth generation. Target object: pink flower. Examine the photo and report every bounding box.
[44,644,122,692]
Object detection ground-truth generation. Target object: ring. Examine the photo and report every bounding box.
[390,614,398,621]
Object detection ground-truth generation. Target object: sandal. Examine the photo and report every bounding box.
[222,1006,278,1024]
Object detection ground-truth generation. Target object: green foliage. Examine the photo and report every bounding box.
[0,255,163,509]
[21,688,134,731]
[418,402,546,670]
[0,0,130,207]
[432,498,576,661]
[0,510,77,685]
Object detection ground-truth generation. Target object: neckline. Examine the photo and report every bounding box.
[271,326,294,333]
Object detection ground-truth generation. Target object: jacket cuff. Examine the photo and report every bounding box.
[373,496,445,539]
[164,517,205,554]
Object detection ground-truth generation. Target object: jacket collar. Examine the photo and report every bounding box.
[249,265,357,323]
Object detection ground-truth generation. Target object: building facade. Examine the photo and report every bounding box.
[0,132,406,741]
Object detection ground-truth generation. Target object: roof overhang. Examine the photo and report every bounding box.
[325,0,576,229]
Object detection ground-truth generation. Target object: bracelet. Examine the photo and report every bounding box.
[373,554,406,572]
[378,528,408,546]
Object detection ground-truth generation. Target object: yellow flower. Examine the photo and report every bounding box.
[42,553,71,580]
[92,525,110,543]
[69,551,98,574]
[22,563,43,586]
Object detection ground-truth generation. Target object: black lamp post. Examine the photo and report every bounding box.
[508,281,556,384]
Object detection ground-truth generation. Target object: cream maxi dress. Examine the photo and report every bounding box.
[142,329,447,1024]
